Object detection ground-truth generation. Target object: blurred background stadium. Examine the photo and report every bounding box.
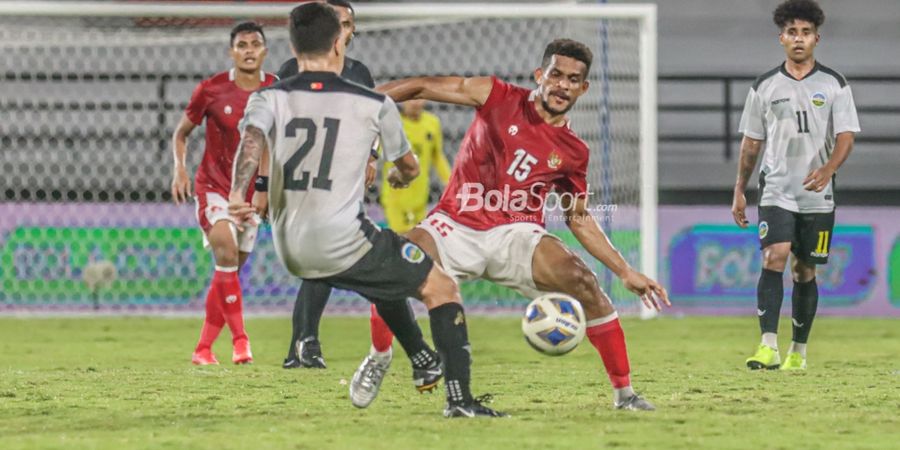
[1,0,898,317]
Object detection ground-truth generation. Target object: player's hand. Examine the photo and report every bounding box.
[252,191,268,221]
[731,190,748,228]
[387,167,410,189]
[171,167,192,204]
[803,166,835,192]
[621,269,671,311]
[365,156,377,188]
[228,193,256,232]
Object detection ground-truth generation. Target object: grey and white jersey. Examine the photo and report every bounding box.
[739,62,860,213]
[240,71,410,279]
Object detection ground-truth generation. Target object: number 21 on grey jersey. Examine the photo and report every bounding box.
[739,63,860,214]
[240,73,411,279]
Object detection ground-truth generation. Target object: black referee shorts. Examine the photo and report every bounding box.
[311,228,434,303]
[758,205,835,265]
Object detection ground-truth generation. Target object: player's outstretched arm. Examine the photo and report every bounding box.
[563,197,670,310]
[376,76,493,107]
[803,131,854,192]
[732,136,764,228]
[229,125,267,229]
[171,114,197,204]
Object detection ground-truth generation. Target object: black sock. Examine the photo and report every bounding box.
[757,268,784,335]
[791,278,819,344]
[374,301,435,369]
[429,303,473,405]
[287,280,332,359]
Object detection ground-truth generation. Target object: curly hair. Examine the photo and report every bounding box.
[773,0,825,29]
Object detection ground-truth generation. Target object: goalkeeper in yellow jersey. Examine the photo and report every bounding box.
[380,99,452,233]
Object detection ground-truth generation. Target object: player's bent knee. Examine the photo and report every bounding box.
[792,260,816,283]
[419,266,460,310]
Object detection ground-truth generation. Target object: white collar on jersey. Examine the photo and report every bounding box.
[528,89,572,129]
[228,68,267,82]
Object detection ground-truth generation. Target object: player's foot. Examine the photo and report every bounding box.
[191,348,219,366]
[746,344,780,370]
[781,352,807,371]
[444,394,508,418]
[283,339,326,369]
[614,394,656,411]
[412,353,443,393]
[349,352,392,408]
[232,339,253,365]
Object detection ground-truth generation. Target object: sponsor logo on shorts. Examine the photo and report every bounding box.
[225,295,238,304]
[401,243,425,264]
[224,105,233,115]
[454,311,466,325]
[758,221,769,239]
[811,92,827,108]
[508,125,518,136]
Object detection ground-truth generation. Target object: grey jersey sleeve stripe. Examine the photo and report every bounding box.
[378,97,411,162]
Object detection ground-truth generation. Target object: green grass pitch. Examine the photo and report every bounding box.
[1,316,898,449]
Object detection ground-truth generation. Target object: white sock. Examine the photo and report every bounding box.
[613,386,635,404]
[761,333,778,350]
[369,345,392,363]
[789,342,807,358]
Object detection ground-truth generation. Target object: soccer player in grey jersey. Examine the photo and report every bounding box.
[229,2,505,418]
[732,0,860,371]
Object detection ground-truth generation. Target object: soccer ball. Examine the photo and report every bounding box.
[521,293,586,356]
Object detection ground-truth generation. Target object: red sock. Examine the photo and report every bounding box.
[370,304,394,352]
[214,268,248,344]
[195,277,226,352]
[586,315,632,389]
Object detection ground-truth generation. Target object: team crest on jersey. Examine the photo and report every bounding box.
[508,125,519,136]
[547,151,562,170]
[758,221,769,239]
[224,105,233,115]
[401,243,425,264]
[811,92,827,108]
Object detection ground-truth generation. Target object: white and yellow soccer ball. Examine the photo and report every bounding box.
[521,293,587,356]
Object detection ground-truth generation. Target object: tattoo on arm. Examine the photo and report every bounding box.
[232,125,267,197]
[735,139,762,191]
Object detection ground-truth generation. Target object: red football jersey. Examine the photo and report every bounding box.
[434,77,590,230]
[185,69,277,197]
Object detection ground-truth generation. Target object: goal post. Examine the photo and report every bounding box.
[0,2,657,315]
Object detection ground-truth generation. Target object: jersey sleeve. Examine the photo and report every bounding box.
[832,85,861,135]
[239,91,276,135]
[557,155,588,195]
[378,96,412,162]
[476,76,512,113]
[184,80,208,126]
[738,88,766,140]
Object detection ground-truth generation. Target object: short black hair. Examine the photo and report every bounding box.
[542,39,593,75]
[773,0,825,30]
[230,21,265,46]
[325,0,354,18]
[289,2,342,56]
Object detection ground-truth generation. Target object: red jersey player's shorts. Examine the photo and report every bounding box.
[416,212,562,299]
[194,191,260,253]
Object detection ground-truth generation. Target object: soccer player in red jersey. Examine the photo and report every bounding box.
[170,22,277,365]
[374,39,671,410]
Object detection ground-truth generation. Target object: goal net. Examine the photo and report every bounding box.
[0,2,657,315]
